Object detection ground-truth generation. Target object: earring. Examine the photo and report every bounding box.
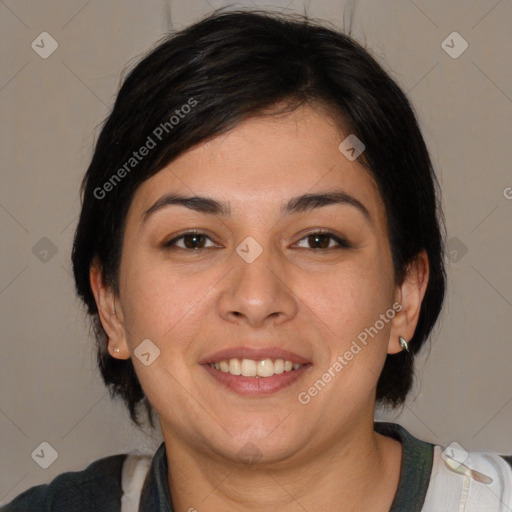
[113,347,120,354]
[399,336,409,352]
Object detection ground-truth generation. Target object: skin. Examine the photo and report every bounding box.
[90,103,429,512]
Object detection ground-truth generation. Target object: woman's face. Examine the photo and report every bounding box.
[100,104,422,465]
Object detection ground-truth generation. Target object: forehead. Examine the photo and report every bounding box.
[127,104,385,228]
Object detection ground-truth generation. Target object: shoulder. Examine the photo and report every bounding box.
[423,446,512,511]
[0,453,127,512]
[374,421,512,511]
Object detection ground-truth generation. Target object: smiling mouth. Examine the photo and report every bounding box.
[208,358,304,378]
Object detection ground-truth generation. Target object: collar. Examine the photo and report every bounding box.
[374,421,434,511]
[138,440,173,511]
[138,421,434,511]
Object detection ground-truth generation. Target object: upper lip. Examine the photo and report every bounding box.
[199,346,311,365]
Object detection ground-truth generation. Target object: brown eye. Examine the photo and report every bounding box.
[308,233,330,249]
[295,231,351,250]
[182,233,207,249]
[163,231,218,250]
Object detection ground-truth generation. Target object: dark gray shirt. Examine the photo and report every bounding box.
[2,421,511,511]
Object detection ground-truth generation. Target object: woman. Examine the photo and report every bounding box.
[3,9,511,512]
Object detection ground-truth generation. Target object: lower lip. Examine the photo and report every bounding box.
[202,364,312,396]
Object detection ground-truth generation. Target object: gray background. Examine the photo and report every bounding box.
[1,0,511,503]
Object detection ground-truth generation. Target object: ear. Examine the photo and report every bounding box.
[89,257,130,359]
[388,250,429,354]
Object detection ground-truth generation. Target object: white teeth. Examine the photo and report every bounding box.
[209,358,303,377]
[241,359,257,377]
[273,359,284,374]
[256,359,274,377]
[229,358,241,375]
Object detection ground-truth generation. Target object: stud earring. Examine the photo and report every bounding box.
[113,347,120,354]
[399,336,409,352]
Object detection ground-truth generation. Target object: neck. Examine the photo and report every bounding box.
[162,419,402,512]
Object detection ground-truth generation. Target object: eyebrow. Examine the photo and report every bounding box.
[142,190,372,223]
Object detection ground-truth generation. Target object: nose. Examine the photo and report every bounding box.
[217,240,298,328]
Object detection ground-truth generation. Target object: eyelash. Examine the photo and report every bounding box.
[162,229,351,251]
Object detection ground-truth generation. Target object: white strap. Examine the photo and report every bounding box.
[422,446,512,511]
[118,446,512,511]
[120,453,152,512]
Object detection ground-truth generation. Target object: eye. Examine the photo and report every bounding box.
[163,231,219,250]
[162,230,351,251]
[294,231,351,250]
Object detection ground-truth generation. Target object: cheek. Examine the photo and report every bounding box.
[119,257,221,345]
[302,260,394,337]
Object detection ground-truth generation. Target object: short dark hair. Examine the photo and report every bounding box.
[71,9,446,428]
